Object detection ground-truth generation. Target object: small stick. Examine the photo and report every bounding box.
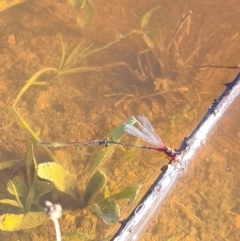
[168,10,193,50]
[183,64,240,70]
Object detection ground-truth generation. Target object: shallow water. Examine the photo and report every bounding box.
[0,0,239,240]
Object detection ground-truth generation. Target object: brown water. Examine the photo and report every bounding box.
[0,0,239,240]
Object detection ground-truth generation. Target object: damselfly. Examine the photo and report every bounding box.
[40,115,182,162]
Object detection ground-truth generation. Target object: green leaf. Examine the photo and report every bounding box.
[75,0,86,10]
[85,0,95,21]
[11,107,41,143]
[12,67,59,164]
[84,170,107,204]
[26,143,34,187]
[67,0,86,10]
[90,117,136,173]
[90,147,115,174]
[58,35,66,70]
[67,0,75,6]
[104,186,111,198]
[93,198,120,224]
[111,184,141,204]
[0,0,27,12]
[107,117,136,141]
[25,180,37,212]
[141,6,161,29]
[7,179,24,211]
[58,32,134,77]
[0,199,22,208]
[11,107,59,164]
[37,162,78,200]
[79,32,133,60]
[25,144,38,212]
[0,212,48,231]
[13,67,58,107]
[35,180,54,199]
[7,177,28,199]
[0,159,21,170]
[61,42,84,71]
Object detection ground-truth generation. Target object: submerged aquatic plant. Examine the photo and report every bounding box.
[0,143,54,231]
[0,0,27,12]
[0,159,21,170]
[0,143,76,233]
[39,119,141,225]
[138,8,194,81]
[3,33,143,237]
[0,118,141,237]
[66,0,95,28]
[57,32,136,77]
[140,5,161,30]
[105,8,202,119]
[11,33,134,163]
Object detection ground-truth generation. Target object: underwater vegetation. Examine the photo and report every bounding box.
[66,0,95,28]
[0,119,141,236]
[0,0,27,12]
[2,5,177,232]
[11,32,134,163]
[0,29,143,236]
[0,4,203,239]
[101,6,200,133]
[0,143,53,231]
